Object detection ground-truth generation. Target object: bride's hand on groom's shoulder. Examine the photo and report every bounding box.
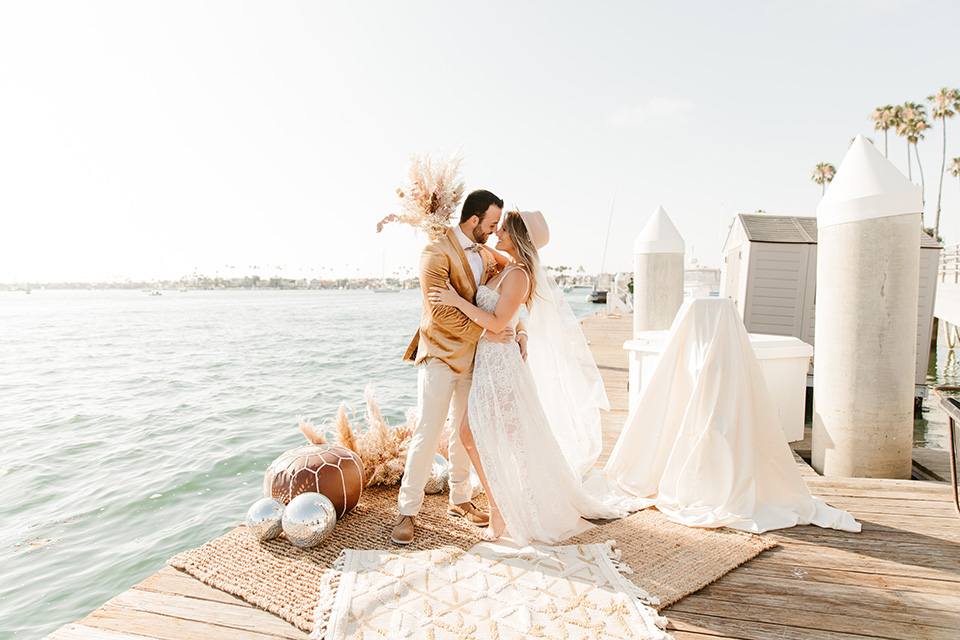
[428,281,463,309]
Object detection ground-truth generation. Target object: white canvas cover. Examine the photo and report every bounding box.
[604,298,860,533]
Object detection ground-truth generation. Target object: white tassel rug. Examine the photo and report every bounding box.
[311,542,672,640]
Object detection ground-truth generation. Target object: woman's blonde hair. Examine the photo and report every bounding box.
[502,210,540,308]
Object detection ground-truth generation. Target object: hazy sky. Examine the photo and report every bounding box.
[3,1,959,283]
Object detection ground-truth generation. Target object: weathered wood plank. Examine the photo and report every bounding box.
[79,605,305,640]
[751,543,960,582]
[769,529,960,556]
[667,596,957,640]
[669,632,738,640]
[44,623,157,640]
[736,562,960,596]
[805,476,953,493]
[135,567,256,608]
[667,611,889,640]
[691,572,960,627]
[807,484,956,500]
[107,590,304,639]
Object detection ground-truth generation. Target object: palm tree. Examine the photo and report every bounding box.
[811,162,837,196]
[889,104,906,174]
[928,88,960,237]
[951,157,960,203]
[895,102,929,193]
[870,105,896,157]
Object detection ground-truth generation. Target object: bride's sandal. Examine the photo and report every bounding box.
[479,508,505,542]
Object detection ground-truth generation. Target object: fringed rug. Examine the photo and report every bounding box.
[169,485,488,632]
[170,489,776,634]
[312,544,672,640]
[567,508,778,609]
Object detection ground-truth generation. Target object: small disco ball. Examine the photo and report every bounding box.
[246,497,285,541]
[282,492,337,548]
[423,453,449,494]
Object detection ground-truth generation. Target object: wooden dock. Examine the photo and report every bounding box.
[45,311,960,640]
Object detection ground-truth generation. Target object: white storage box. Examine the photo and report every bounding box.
[624,331,813,442]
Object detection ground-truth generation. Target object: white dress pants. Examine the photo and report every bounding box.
[397,357,474,516]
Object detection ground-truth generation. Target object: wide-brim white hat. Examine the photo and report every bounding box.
[519,210,549,250]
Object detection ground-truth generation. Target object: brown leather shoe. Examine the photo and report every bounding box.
[391,515,415,545]
[446,501,489,526]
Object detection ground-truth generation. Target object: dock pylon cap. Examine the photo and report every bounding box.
[634,205,685,254]
[817,135,923,228]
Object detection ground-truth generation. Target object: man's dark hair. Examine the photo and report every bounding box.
[459,189,504,224]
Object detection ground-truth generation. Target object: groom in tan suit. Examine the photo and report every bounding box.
[393,189,526,544]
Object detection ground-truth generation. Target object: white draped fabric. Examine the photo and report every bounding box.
[604,298,861,534]
[525,262,608,477]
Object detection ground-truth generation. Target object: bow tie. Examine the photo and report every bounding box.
[464,243,482,252]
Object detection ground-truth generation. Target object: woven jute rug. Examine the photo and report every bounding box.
[169,485,489,632]
[567,508,778,610]
[170,488,775,633]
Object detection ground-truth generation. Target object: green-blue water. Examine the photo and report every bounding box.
[0,288,600,637]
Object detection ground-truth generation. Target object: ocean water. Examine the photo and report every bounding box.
[0,288,599,638]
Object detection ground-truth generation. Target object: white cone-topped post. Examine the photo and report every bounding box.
[633,205,685,335]
[812,135,922,479]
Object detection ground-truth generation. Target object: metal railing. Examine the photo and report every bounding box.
[939,243,960,284]
[931,386,960,519]
[607,277,633,313]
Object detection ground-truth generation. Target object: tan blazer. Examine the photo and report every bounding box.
[404,227,496,374]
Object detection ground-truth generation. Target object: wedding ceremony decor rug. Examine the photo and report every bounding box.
[311,544,672,640]
[169,485,487,632]
[567,508,778,609]
[169,483,777,634]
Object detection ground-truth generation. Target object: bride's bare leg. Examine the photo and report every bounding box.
[459,413,505,540]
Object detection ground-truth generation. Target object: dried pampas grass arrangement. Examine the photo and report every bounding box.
[297,415,328,445]
[377,148,466,240]
[299,388,416,488]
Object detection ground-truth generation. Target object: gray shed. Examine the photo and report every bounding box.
[721,213,940,396]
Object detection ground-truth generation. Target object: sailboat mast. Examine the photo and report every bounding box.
[599,187,617,275]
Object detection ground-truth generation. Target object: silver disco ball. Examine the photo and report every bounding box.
[423,453,449,494]
[245,497,285,541]
[282,492,337,548]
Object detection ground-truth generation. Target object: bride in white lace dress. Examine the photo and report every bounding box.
[429,210,635,545]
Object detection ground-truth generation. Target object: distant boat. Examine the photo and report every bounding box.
[374,252,400,292]
[587,290,607,304]
[148,290,162,296]
[589,189,617,305]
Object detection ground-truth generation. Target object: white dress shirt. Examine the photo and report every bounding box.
[453,225,483,286]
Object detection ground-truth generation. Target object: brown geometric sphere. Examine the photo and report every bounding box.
[263,444,365,517]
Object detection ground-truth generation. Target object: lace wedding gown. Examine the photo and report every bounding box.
[468,277,631,546]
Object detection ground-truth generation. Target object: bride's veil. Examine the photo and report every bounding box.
[525,261,609,478]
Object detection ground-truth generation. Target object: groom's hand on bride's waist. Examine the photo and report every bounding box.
[483,326,515,344]
[517,331,528,361]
